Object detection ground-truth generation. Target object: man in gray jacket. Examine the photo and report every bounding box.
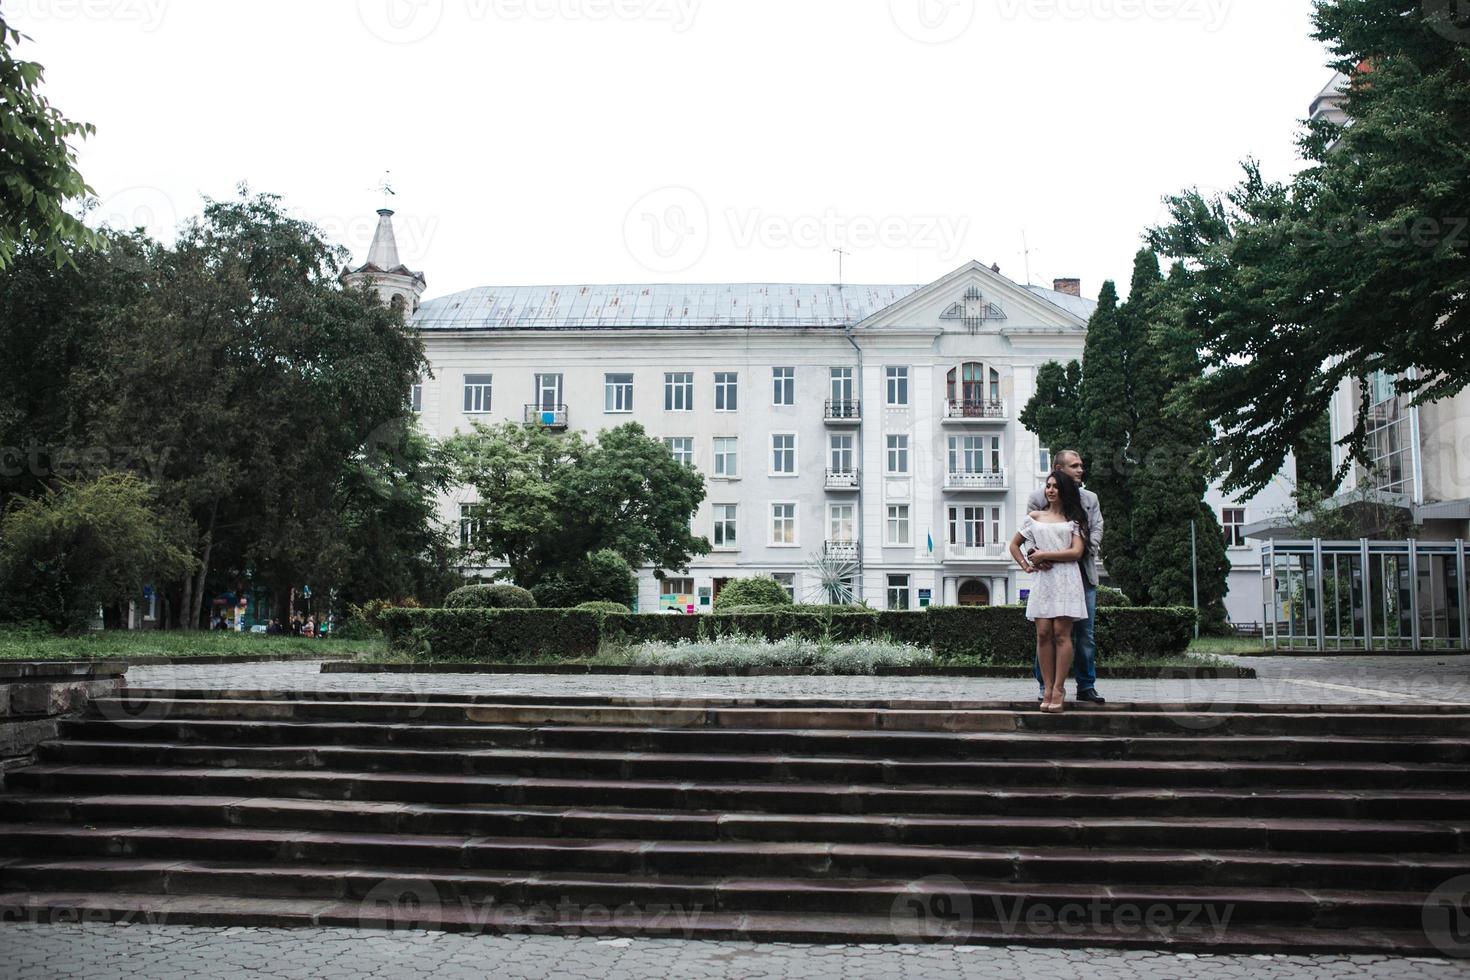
[1026,449,1105,703]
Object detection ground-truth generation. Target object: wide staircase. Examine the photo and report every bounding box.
[1,688,1468,953]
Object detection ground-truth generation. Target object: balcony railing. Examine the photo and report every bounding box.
[824,399,861,423]
[943,399,1008,421]
[824,539,861,562]
[945,543,1006,562]
[524,404,569,429]
[944,469,1009,491]
[825,468,860,490]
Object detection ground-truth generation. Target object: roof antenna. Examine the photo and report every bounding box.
[1020,230,1041,286]
[833,247,850,291]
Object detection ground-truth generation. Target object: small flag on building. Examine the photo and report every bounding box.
[926,531,933,554]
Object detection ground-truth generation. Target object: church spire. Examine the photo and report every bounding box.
[341,207,426,314]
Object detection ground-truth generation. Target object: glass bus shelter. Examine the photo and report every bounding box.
[1261,539,1468,651]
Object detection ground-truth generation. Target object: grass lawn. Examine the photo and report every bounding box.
[1188,635,1270,656]
[0,627,384,661]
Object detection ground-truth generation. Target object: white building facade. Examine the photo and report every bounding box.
[351,213,1099,612]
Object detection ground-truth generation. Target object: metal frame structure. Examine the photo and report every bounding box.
[1261,539,1469,651]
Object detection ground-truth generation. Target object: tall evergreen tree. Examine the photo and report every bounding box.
[1021,250,1231,628]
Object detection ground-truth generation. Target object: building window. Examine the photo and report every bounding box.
[1363,371,1412,494]
[990,506,1002,547]
[663,576,694,596]
[948,505,986,549]
[771,502,796,545]
[533,373,563,410]
[409,382,423,413]
[772,366,795,406]
[887,574,911,610]
[713,503,738,549]
[463,374,493,414]
[886,366,909,406]
[989,367,1001,404]
[829,433,855,474]
[664,372,693,412]
[887,504,910,546]
[948,435,1002,474]
[886,434,909,475]
[459,503,488,549]
[713,437,739,478]
[604,373,633,413]
[664,437,694,466]
[829,503,855,543]
[1038,447,1051,474]
[830,367,855,409]
[1222,508,1247,548]
[772,572,796,602]
[714,372,738,412]
[771,433,796,475]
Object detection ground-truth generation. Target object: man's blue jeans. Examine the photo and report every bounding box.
[1035,584,1098,695]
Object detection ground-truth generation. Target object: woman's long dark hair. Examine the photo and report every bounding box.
[1047,470,1090,559]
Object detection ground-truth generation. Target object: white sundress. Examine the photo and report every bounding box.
[1022,516,1088,622]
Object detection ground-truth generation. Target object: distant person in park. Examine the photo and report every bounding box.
[1011,470,1092,713]
[302,616,315,639]
[1025,450,1106,704]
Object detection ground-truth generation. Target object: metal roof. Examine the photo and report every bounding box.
[413,281,1096,331]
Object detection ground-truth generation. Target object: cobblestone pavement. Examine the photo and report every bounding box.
[124,655,1470,706]
[1,925,1467,979]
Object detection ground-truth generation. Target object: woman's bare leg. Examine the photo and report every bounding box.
[1036,619,1058,708]
[1051,616,1075,707]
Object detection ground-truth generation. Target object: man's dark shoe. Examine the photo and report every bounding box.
[1077,689,1106,704]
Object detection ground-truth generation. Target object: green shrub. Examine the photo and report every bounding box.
[1095,585,1133,607]
[712,577,793,613]
[574,600,632,614]
[445,583,537,609]
[927,605,1034,663]
[379,607,598,661]
[1096,606,1196,658]
[531,550,637,608]
[875,611,932,647]
[600,612,703,647]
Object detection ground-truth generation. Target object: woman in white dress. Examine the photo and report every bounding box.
[1008,470,1091,713]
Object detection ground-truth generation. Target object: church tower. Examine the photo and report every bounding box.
[340,208,427,314]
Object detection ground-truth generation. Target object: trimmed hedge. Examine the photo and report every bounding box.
[380,607,598,661]
[1096,606,1197,659]
[574,601,632,614]
[445,584,537,609]
[382,604,1198,664]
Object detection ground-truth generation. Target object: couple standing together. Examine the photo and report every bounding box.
[1007,450,1104,713]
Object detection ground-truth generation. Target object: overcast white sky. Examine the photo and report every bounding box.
[12,0,1332,300]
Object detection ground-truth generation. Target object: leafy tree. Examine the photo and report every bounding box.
[531,549,638,608]
[447,420,709,589]
[0,474,194,631]
[1147,0,1470,494]
[1021,251,1231,629]
[0,12,102,267]
[1290,410,1336,500]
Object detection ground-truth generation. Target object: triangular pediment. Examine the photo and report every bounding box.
[853,260,1089,333]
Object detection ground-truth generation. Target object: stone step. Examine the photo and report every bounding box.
[34,739,1470,791]
[115,689,1470,715]
[57,717,1470,764]
[0,857,1438,931]
[11,764,1470,820]
[0,890,1437,954]
[86,697,1470,736]
[1,823,1462,891]
[6,794,1463,854]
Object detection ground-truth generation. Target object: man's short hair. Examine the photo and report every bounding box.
[1054,449,1082,467]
